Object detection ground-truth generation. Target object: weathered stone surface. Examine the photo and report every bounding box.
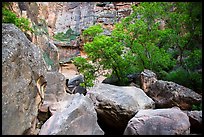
[53,2,96,34]
[39,94,104,135]
[184,110,202,134]
[11,2,137,64]
[2,23,47,135]
[148,80,202,110]
[140,69,157,93]
[39,94,57,113]
[87,83,155,134]
[140,69,202,110]
[33,36,60,71]
[124,107,190,135]
[44,42,60,71]
[12,2,136,38]
[59,62,79,79]
[44,71,67,101]
[39,71,70,115]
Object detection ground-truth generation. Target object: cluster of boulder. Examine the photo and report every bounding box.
[2,24,202,135]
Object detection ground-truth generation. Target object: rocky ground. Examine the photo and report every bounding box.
[2,24,202,135]
[2,2,202,135]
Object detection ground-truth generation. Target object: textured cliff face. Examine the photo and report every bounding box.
[10,2,137,65]
[2,23,47,135]
[12,2,137,36]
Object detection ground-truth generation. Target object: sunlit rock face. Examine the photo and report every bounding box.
[140,69,202,110]
[87,83,155,135]
[39,94,104,135]
[124,107,190,135]
[10,2,137,64]
[2,23,47,135]
[11,2,137,37]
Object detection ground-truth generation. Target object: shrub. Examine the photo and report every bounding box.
[53,28,79,42]
[164,67,202,93]
[2,4,33,33]
[73,57,96,88]
[192,104,202,111]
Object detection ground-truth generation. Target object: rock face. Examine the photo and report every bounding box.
[59,62,79,79]
[66,75,87,95]
[39,71,68,115]
[2,23,47,135]
[39,94,104,135]
[148,80,202,110]
[140,69,202,110]
[41,40,60,71]
[12,2,138,35]
[11,2,137,63]
[185,111,202,134]
[44,71,67,101]
[124,107,190,135]
[140,69,157,93]
[87,83,155,135]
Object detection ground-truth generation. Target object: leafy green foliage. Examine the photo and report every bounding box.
[164,68,202,94]
[84,34,130,85]
[82,24,103,42]
[73,57,96,88]
[76,2,202,91]
[2,3,33,33]
[53,28,79,42]
[183,49,202,71]
[112,2,177,78]
[192,104,202,111]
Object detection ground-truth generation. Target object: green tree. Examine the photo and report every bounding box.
[82,24,103,42]
[53,28,79,42]
[73,57,97,88]
[75,2,202,90]
[112,2,176,78]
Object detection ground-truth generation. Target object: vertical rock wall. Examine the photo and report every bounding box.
[11,2,137,37]
[10,2,137,66]
[2,23,47,135]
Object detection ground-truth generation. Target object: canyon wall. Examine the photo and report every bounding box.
[10,2,138,68]
[12,2,137,36]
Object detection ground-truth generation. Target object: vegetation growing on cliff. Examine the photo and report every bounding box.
[2,2,33,33]
[74,2,202,93]
[53,28,79,42]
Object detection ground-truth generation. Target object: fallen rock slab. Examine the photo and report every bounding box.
[140,69,202,110]
[87,83,155,134]
[124,107,190,135]
[39,94,104,135]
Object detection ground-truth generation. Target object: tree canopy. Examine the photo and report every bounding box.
[74,2,202,93]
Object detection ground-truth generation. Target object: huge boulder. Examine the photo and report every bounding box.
[87,83,155,135]
[39,94,104,135]
[43,41,60,71]
[140,69,202,110]
[2,23,47,135]
[147,80,202,110]
[124,107,190,135]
